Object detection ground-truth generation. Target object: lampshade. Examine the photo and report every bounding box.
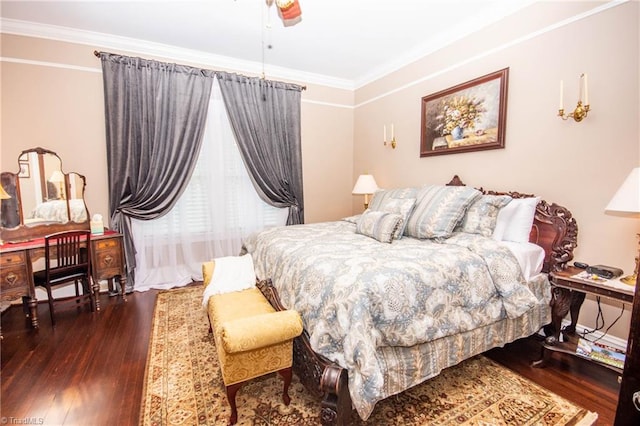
[605,167,640,214]
[352,174,378,195]
[0,183,11,200]
[49,170,65,183]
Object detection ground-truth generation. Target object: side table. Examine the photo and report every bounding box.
[532,266,635,373]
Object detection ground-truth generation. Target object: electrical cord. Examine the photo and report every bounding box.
[580,296,625,344]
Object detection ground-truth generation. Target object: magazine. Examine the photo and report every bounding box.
[572,270,610,284]
[577,338,626,369]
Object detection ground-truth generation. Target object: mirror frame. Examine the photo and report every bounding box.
[0,147,90,243]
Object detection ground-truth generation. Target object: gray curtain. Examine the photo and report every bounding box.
[216,73,305,224]
[99,53,214,289]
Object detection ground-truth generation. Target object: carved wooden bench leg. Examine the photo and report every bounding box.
[278,367,293,405]
[226,382,243,425]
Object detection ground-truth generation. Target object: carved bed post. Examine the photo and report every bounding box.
[320,365,351,425]
[257,279,353,425]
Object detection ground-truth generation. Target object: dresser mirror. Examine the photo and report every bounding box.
[0,147,90,243]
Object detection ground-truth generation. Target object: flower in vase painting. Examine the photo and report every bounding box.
[435,95,485,137]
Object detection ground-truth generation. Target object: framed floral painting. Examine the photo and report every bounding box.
[420,68,508,157]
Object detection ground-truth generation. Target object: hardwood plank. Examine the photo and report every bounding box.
[1,287,620,425]
[1,290,157,426]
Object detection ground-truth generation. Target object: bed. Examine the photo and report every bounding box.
[27,199,88,224]
[241,176,578,425]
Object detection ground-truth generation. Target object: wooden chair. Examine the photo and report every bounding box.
[33,230,98,326]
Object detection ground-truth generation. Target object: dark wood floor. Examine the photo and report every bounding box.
[1,287,620,425]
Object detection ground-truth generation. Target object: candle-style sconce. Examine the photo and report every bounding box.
[383,124,397,149]
[558,73,590,122]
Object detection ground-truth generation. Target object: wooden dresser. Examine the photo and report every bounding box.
[0,230,126,328]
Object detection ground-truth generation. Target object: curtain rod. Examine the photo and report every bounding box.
[93,50,307,90]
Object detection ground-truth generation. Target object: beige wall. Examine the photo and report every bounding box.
[1,1,638,341]
[353,1,639,341]
[0,35,355,225]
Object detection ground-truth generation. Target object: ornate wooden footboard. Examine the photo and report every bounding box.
[256,175,578,426]
[257,279,353,425]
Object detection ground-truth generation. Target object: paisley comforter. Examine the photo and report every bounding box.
[242,220,546,420]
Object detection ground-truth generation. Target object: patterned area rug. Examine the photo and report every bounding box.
[140,285,598,426]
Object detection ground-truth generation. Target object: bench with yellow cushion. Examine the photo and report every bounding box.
[202,260,303,425]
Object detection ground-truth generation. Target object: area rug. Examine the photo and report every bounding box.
[140,285,598,425]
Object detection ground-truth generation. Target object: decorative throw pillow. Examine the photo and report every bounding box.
[492,197,540,242]
[458,195,512,237]
[368,187,418,211]
[377,197,416,239]
[356,210,403,243]
[405,185,482,239]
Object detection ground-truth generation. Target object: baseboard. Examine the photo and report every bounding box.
[32,279,115,300]
[536,319,628,352]
[571,322,628,352]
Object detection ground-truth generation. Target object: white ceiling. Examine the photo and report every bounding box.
[0,0,536,88]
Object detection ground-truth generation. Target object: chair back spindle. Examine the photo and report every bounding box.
[35,230,95,326]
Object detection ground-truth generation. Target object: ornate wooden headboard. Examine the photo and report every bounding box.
[447,175,578,273]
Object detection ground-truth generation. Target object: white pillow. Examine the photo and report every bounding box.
[499,241,546,281]
[492,197,540,243]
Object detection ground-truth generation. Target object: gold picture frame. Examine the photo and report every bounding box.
[420,68,509,157]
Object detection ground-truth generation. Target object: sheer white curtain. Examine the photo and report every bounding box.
[131,78,288,292]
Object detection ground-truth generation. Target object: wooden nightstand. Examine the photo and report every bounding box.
[532,266,635,373]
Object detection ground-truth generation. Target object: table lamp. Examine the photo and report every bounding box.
[352,174,378,209]
[0,183,10,201]
[605,167,640,285]
[49,170,66,199]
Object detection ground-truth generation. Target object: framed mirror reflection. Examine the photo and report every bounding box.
[0,147,90,243]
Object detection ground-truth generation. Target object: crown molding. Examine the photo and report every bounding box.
[0,0,626,93]
[352,0,537,89]
[353,0,628,107]
[0,18,355,91]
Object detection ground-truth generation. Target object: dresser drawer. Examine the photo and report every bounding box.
[95,239,119,251]
[1,251,26,266]
[93,245,124,279]
[0,264,29,299]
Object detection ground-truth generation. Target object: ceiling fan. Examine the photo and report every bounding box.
[266,0,302,27]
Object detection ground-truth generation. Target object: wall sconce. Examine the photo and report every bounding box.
[352,174,378,209]
[558,73,590,122]
[383,124,397,149]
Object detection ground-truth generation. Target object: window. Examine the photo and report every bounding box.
[131,79,288,291]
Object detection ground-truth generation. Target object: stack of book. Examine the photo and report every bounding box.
[576,338,626,369]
